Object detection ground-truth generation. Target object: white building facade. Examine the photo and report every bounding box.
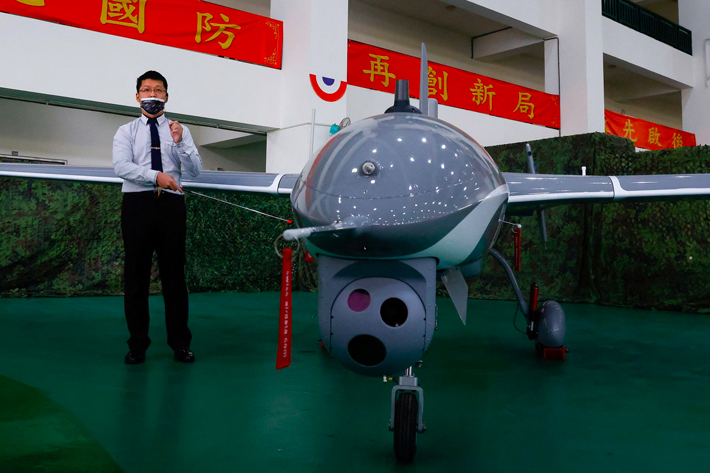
[0,0,706,173]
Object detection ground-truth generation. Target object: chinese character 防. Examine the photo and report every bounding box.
[648,127,662,146]
[470,78,495,111]
[363,54,396,88]
[622,119,637,143]
[513,92,535,119]
[100,0,147,34]
[428,67,448,101]
[672,133,683,148]
[17,0,45,6]
[196,13,241,50]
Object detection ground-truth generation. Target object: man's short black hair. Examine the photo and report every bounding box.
[136,71,168,92]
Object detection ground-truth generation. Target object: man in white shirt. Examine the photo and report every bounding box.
[113,71,202,364]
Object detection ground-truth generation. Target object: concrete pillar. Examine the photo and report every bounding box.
[557,0,605,136]
[680,0,710,146]
[267,0,349,174]
[544,37,559,95]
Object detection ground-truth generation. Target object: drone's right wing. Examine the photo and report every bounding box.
[504,172,710,215]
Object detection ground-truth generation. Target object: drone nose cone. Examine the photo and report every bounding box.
[290,113,506,257]
[295,113,502,202]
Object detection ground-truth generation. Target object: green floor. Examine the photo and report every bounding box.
[0,292,709,472]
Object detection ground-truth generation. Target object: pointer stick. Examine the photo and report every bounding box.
[186,190,292,223]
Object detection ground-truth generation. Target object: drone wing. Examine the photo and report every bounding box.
[0,163,298,195]
[5,164,709,206]
[504,172,710,215]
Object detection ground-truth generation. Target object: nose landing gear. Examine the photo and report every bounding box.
[389,366,425,463]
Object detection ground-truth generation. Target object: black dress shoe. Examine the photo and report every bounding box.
[174,348,195,363]
[125,351,146,364]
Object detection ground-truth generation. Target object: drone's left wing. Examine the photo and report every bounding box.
[0,163,298,195]
[504,172,710,215]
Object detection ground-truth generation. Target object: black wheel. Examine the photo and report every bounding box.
[393,392,418,463]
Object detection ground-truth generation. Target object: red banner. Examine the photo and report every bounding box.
[605,110,695,150]
[348,40,560,129]
[276,247,292,370]
[1,0,282,69]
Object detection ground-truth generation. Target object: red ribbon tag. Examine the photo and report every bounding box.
[513,227,522,272]
[276,248,293,369]
[529,283,539,312]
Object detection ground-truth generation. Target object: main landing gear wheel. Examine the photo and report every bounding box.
[393,392,418,463]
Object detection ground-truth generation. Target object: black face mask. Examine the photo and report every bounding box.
[140,98,165,116]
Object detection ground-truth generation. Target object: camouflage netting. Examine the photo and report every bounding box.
[1,132,709,313]
[469,132,635,306]
[481,133,710,313]
[592,147,710,312]
[0,180,311,297]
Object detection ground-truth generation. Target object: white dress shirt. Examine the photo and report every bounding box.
[112,114,202,194]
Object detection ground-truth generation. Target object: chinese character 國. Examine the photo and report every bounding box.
[100,0,147,34]
[470,78,495,111]
[428,67,448,102]
[196,13,242,50]
[513,92,535,119]
[363,54,396,88]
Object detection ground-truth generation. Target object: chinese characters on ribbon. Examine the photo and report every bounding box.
[195,12,241,49]
[363,54,396,87]
[605,110,695,150]
[428,67,448,102]
[348,40,560,129]
[3,0,283,69]
[470,78,495,111]
[671,133,684,148]
[623,119,637,143]
[514,93,535,119]
[101,0,146,34]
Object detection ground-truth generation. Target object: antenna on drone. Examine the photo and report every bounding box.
[385,80,421,113]
[384,43,437,116]
[419,43,439,118]
[419,43,429,117]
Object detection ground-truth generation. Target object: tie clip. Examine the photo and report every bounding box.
[151,147,160,150]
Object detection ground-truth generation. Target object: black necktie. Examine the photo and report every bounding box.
[147,117,163,172]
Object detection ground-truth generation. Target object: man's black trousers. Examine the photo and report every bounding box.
[121,191,192,353]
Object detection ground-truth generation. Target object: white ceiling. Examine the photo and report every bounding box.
[357,0,509,38]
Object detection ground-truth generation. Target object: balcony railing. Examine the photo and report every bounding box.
[602,0,692,55]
